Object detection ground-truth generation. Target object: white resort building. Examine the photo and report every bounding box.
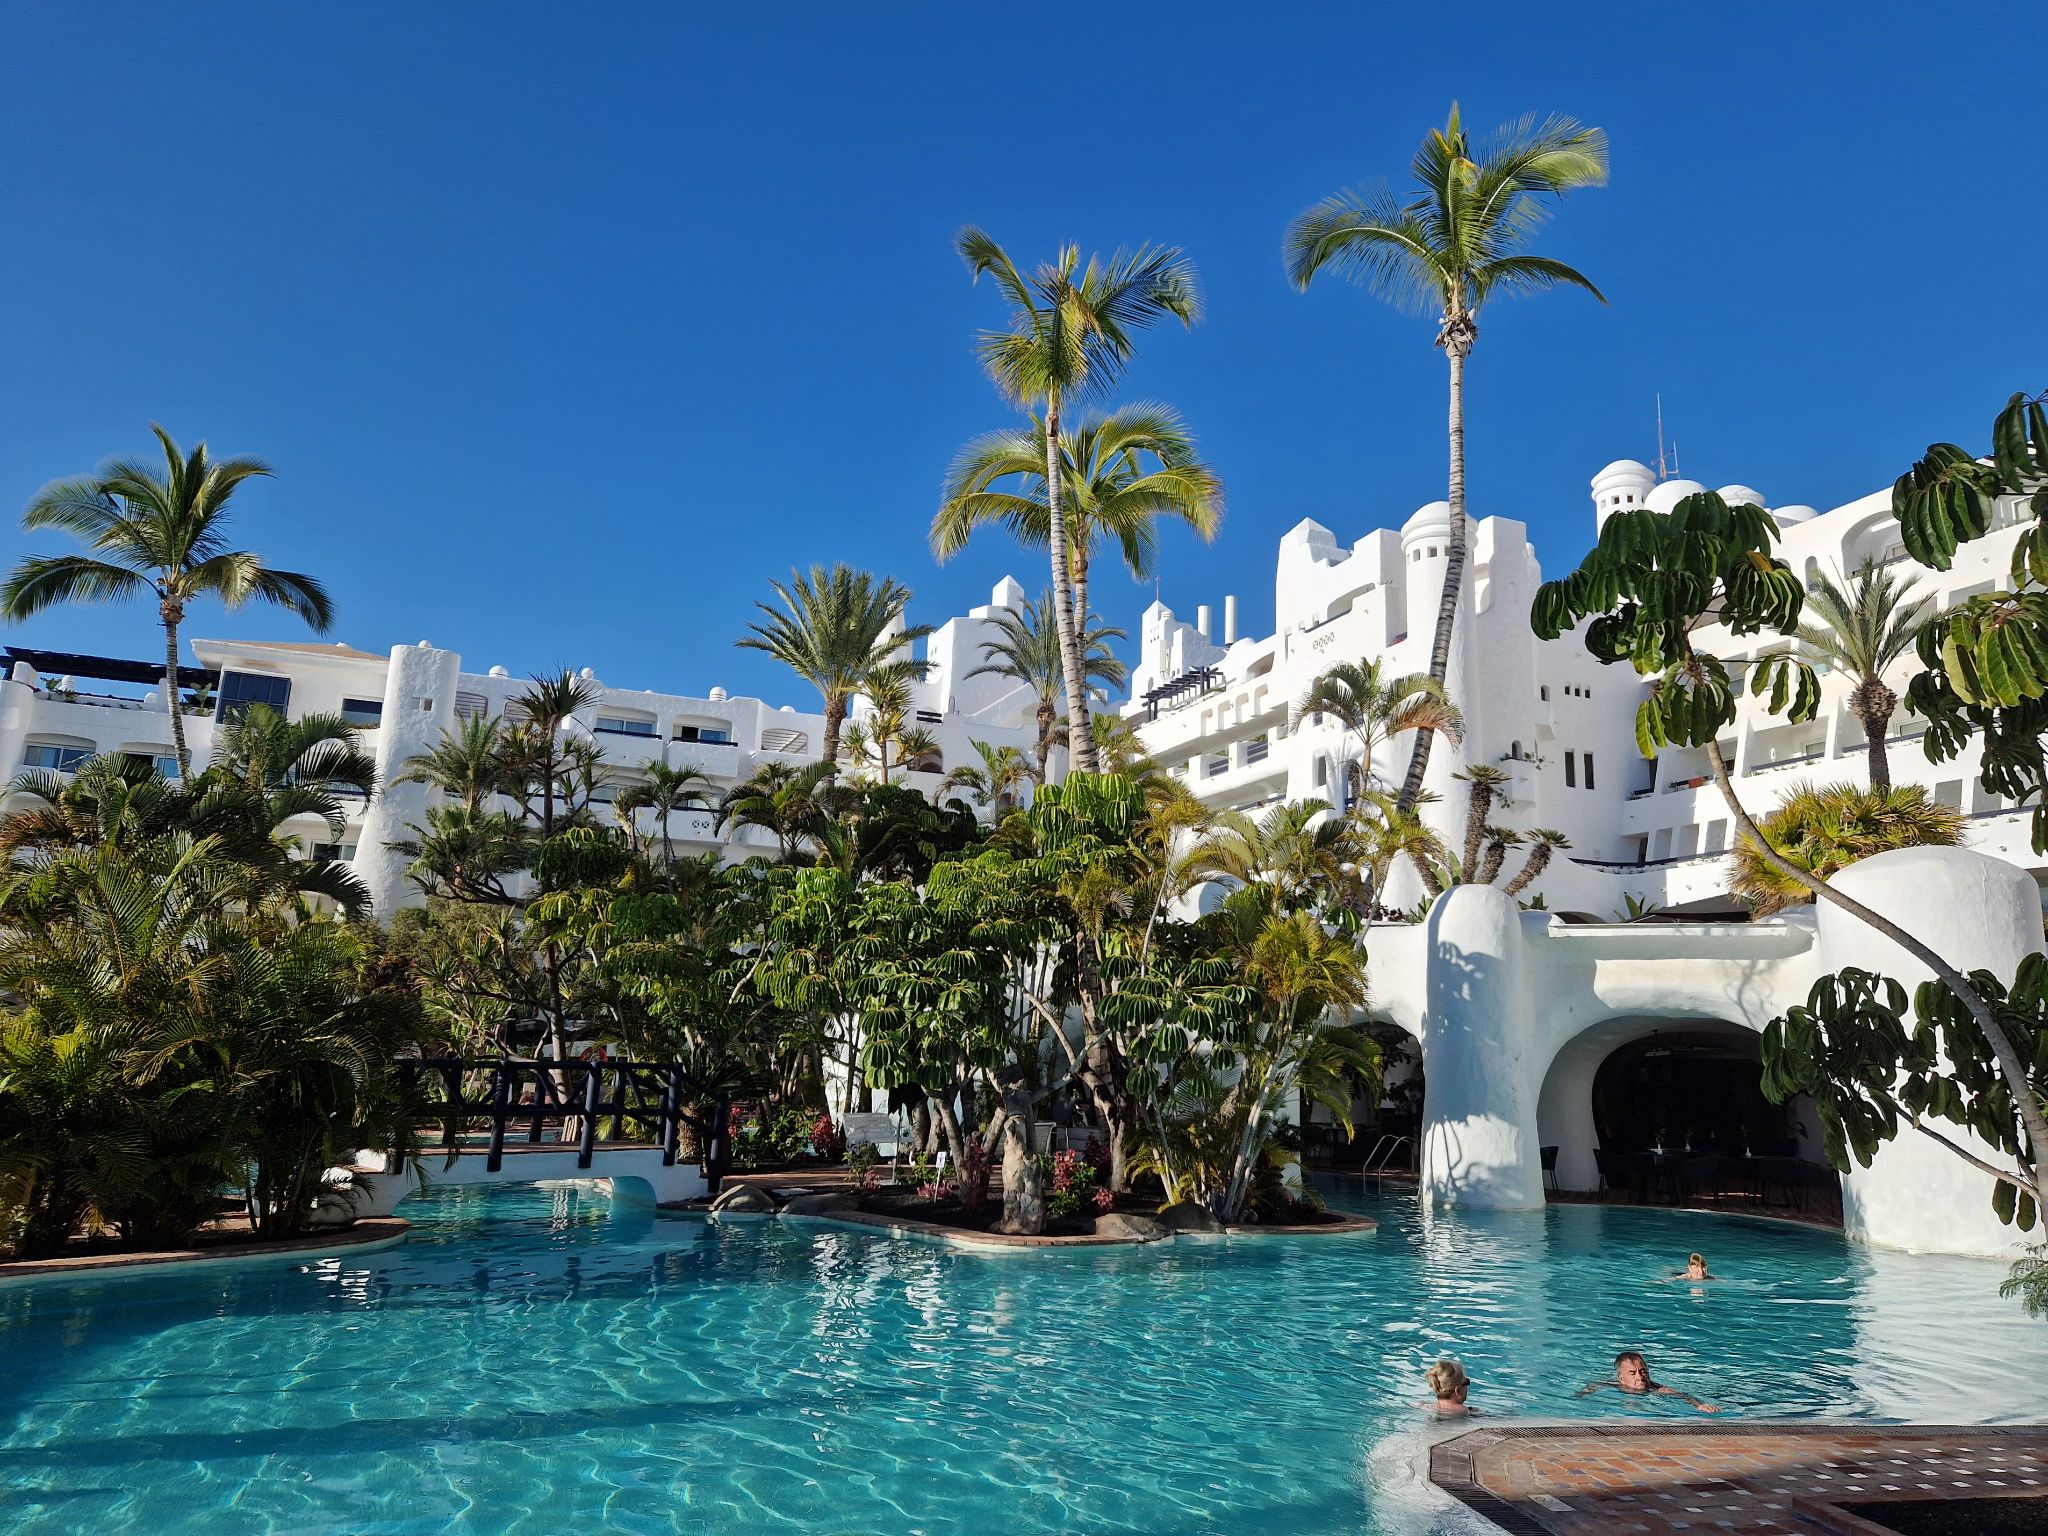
[0,576,1048,917]
[2,458,2039,1263]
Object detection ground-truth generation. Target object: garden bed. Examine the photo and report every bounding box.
[0,1216,412,1284]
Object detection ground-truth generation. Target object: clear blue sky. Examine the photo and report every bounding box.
[3,4,2043,703]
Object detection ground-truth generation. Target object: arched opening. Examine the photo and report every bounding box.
[1304,1020,1421,1175]
[1537,1016,1839,1223]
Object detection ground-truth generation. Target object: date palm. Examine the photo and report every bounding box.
[614,762,716,864]
[956,229,1200,769]
[934,403,1222,644]
[1792,558,1932,790]
[967,591,1126,780]
[1,425,333,777]
[737,565,932,769]
[1287,108,1607,814]
[1294,657,1464,805]
[1729,781,1964,916]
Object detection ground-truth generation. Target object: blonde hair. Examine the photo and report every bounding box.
[1688,1252,1707,1268]
[1426,1358,1469,1399]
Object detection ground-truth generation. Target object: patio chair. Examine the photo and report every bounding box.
[1540,1145,1559,1194]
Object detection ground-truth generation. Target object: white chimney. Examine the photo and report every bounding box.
[1223,594,1238,645]
[1196,604,1212,639]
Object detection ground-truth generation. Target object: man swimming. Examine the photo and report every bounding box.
[1578,1350,1719,1412]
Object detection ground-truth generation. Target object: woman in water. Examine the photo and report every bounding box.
[1669,1251,1714,1282]
[1424,1358,1474,1417]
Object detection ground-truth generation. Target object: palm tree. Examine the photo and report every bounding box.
[1729,781,1965,916]
[938,741,1034,812]
[737,565,932,769]
[935,404,1223,644]
[718,761,834,863]
[614,763,716,863]
[1287,108,1607,814]
[1184,800,1366,915]
[1792,558,1933,790]
[1452,763,1513,874]
[967,591,1127,780]
[956,229,1200,769]
[204,703,379,915]
[0,426,334,776]
[1501,828,1570,898]
[395,715,504,814]
[1294,658,1464,804]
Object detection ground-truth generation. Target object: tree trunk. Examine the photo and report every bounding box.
[1044,402,1097,771]
[1034,699,1057,783]
[161,602,191,777]
[1461,775,1492,875]
[994,1080,1044,1234]
[932,1093,972,1175]
[1855,685,1894,791]
[1702,732,2048,1204]
[821,693,847,772]
[1502,843,1552,897]
[1396,320,1473,815]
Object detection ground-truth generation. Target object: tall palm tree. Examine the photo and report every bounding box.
[614,762,716,864]
[967,591,1127,780]
[0,425,334,776]
[737,564,932,769]
[1501,828,1569,898]
[1452,763,1513,875]
[1286,108,1607,814]
[934,404,1223,642]
[1792,558,1933,790]
[1294,657,1464,804]
[956,229,1200,769]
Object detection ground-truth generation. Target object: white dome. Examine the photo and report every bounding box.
[488,665,509,678]
[1401,500,1453,552]
[1592,458,1656,487]
[1717,484,1766,509]
[1643,478,1708,515]
[1771,503,1819,526]
[709,686,728,701]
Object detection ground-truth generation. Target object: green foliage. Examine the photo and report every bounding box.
[1728,782,1966,916]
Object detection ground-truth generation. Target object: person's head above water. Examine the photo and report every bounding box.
[1685,1252,1709,1279]
[1425,1359,1469,1403]
[1614,1351,1652,1392]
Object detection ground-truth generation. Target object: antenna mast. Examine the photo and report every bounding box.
[1655,394,1680,481]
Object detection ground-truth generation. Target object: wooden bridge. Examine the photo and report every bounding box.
[342,1056,732,1215]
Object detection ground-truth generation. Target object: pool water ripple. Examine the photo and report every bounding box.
[3,1178,2045,1534]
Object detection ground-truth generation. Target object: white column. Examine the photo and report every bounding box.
[356,643,462,919]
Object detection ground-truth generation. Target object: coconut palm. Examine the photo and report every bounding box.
[939,741,1035,812]
[1294,658,1464,803]
[614,763,716,864]
[1791,558,1933,790]
[737,565,932,769]
[956,229,1200,769]
[934,404,1223,642]
[967,591,1127,780]
[0,425,334,776]
[1729,781,1966,916]
[1286,108,1607,814]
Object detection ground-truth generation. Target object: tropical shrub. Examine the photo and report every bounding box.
[1728,781,1965,916]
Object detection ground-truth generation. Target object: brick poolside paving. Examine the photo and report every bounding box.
[1429,1423,2048,1534]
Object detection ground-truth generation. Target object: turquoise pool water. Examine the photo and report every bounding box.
[4,1179,2046,1535]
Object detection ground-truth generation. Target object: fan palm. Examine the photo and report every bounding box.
[0,425,334,776]
[966,591,1126,780]
[1728,781,1965,916]
[1791,558,1933,790]
[956,229,1200,769]
[1287,108,1607,814]
[737,564,932,769]
[1295,658,1464,804]
[934,404,1222,644]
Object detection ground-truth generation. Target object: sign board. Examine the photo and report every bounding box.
[839,1112,901,1152]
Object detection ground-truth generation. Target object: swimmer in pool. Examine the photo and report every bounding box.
[1578,1350,1718,1412]
[1670,1251,1714,1282]
[1424,1358,1474,1418]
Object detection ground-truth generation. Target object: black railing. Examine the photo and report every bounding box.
[399,1056,731,1187]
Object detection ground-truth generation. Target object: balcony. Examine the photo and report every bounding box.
[669,738,741,776]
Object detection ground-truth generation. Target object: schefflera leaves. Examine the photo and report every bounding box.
[1531,489,1817,759]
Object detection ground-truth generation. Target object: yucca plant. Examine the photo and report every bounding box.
[1729,781,1966,916]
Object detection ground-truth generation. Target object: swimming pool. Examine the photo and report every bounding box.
[4,1179,2044,1535]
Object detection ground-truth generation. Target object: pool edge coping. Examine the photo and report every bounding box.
[740,1205,1378,1251]
[0,1218,412,1287]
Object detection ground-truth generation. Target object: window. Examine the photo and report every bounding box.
[595,716,656,737]
[454,691,490,721]
[123,750,179,777]
[312,842,360,862]
[1705,819,1728,853]
[1204,752,1228,777]
[1564,750,1576,788]
[22,742,91,772]
[216,670,291,722]
[672,724,733,744]
[340,698,383,726]
[1244,737,1269,765]
[1540,685,1550,702]
[1313,757,1328,787]
[1583,752,1595,791]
